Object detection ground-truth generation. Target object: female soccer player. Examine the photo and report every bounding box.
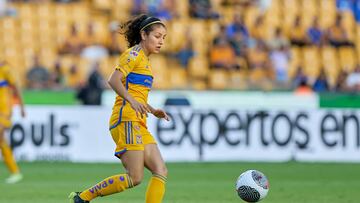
[69,14,169,203]
[0,60,26,184]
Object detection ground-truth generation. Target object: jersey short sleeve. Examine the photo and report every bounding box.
[115,49,141,77]
[3,64,15,86]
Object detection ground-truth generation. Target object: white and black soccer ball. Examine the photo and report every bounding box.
[235,170,269,202]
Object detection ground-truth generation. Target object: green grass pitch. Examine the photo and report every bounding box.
[0,162,359,203]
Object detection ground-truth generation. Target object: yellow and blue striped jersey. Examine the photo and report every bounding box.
[0,62,15,115]
[109,45,153,129]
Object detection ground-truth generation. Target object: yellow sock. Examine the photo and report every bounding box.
[79,174,134,201]
[145,174,167,203]
[0,142,20,174]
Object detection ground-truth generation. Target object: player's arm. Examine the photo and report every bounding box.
[107,70,150,118]
[11,83,26,118]
[6,64,25,118]
[147,103,169,121]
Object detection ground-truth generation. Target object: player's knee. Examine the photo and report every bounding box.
[128,172,143,186]
[153,165,168,177]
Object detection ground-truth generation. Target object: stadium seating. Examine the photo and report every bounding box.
[0,0,360,91]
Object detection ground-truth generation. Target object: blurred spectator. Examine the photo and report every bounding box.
[307,17,324,46]
[353,0,360,23]
[0,0,7,16]
[327,14,353,47]
[26,56,50,89]
[77,62,105,105]
[83,22,98,46]
[312,69,329,92]
[247,41,269,70]
[66,63,81,89]
[145,0,162,15]
[345,65,360,91]
[210,37,237,70]
[267,27,290,51]
[132,0,177,19]
[81,45,108,61]
[213,25,229,44]
[54,0,80,3]
[81,22,109,61]
[336,0,354,11]
[0,0,16,17]
[59,23,85,55]
[226,14,249,41]
[106,21,124,56]
[155,0,178,20]
[132,0,149,15]
[250,15,266,46]
[292,66,308,88]
[189,0,219,19]
[335,70,349,91]
[229,32,248,57]
[106,30,123,56]
[50,60,65,89]
[174,35,195,68]
[258,0,272,11]
[295,79,313,95]
[270,45,290,84]
[289,16,308,47]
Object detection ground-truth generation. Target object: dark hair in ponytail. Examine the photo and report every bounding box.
[119,14,165,48]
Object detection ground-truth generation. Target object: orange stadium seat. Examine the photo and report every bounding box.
[18,4,38,21]
[319,0,336,29]
[282,0,300,34]
[301,0,318,29]
[342,10,356,42]
[269,0,281,14]
[93,0,112,10]
[228,70,248,90]
[39,47,58,69]
[188,56,210,79]
[303,46,321,78]
[321,46,340,87]
[150,55,169,89]
[339,47,357,72]
[177,0,190,19]
[37,3,54,20]
[167,19,187,51]
[112,0,132,21]
[189,20,208,55]
[288,46,303,79]
[169,67,188,89]
[244,6,260,30]
[209,69,229,90]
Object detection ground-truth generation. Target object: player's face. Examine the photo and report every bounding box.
[144,25,167,54]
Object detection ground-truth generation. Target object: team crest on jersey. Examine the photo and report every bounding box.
[136,135,142,144]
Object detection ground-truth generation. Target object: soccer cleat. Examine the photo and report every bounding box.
[69,192,89,203]
[5,173,23,184]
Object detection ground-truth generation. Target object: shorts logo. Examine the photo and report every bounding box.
[136,135,142,144]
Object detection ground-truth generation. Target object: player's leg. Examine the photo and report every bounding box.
[144,143,168,203]
[74,151,144,202]
[0,116,22,184]
[70,122,144,203]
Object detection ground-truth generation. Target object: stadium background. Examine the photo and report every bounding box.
[1,0,360,202]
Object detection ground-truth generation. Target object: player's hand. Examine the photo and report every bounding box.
[152,109,170,121]
[129,98,150,119]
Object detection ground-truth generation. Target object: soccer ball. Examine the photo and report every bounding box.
[235,170,269,202]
